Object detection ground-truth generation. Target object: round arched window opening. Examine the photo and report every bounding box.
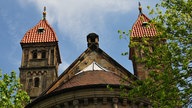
[33,52,37,59]
[34,77,40,87]
[41,51,46,59]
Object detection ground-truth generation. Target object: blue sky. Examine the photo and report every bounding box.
[0,0,158,76]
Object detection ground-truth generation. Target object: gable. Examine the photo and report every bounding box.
[75,61,109,75]
[43,48,136,95]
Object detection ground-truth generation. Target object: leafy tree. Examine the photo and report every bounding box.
[0,70,30,108]
[119,0,192,107]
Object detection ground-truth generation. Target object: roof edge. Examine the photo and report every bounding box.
[25,84,131,108]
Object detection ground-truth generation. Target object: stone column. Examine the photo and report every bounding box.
[73,100,79,108]
[122,98,127,106]
[93,98,97,105]
[64,102,69,108]
[103,97,107,105]
[84,98,88,106]
[112,98,118,108]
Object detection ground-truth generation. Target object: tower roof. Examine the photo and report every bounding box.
[131,3,157,38]
[20,7,58,44]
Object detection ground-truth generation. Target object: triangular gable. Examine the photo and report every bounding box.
[75,61,108,75]
[40,47,137,96]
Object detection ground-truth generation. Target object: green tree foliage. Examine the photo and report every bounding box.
[119,0,192,107]
[0,70,30,108]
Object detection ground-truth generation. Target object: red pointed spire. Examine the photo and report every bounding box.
[20,7,58,44]
[130,2,157,38]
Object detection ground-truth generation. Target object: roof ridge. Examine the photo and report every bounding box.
[41,48,136,96]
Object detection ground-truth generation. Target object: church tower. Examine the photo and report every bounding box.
[19,7,61,99]
[129,3,157,80]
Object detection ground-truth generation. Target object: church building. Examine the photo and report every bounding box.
[20,3,157,108]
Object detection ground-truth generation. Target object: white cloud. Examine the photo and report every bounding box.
[18,0,138,47]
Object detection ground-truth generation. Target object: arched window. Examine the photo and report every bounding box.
[34,77,40,87]
[51,50,54,65]
[38,27,45,33]
[33,52,37,59]
[28,78,33,89]
[29,79,32,84]
[41,51,46,59]
[27,71,31,76]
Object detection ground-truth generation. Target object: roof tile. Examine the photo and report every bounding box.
[53,70,129,92]
[20,20,58,43]
[131,14,157,38]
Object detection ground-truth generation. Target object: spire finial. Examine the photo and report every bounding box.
[43,6,46,20]
[138,2,142,14]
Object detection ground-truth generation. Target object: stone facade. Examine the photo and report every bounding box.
[20,42,60,99]
[24,33,151,108]
[19,11,61,99]
[27,87,150,108]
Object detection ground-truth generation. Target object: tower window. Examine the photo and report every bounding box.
[29,79,32,84]
[34,77,40,87]
[142,22,148,27]
[51,50,54,65]
[28,78,33,89]
[38,27,45,33]
[32,52,37,59]
[41,51,46,59]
